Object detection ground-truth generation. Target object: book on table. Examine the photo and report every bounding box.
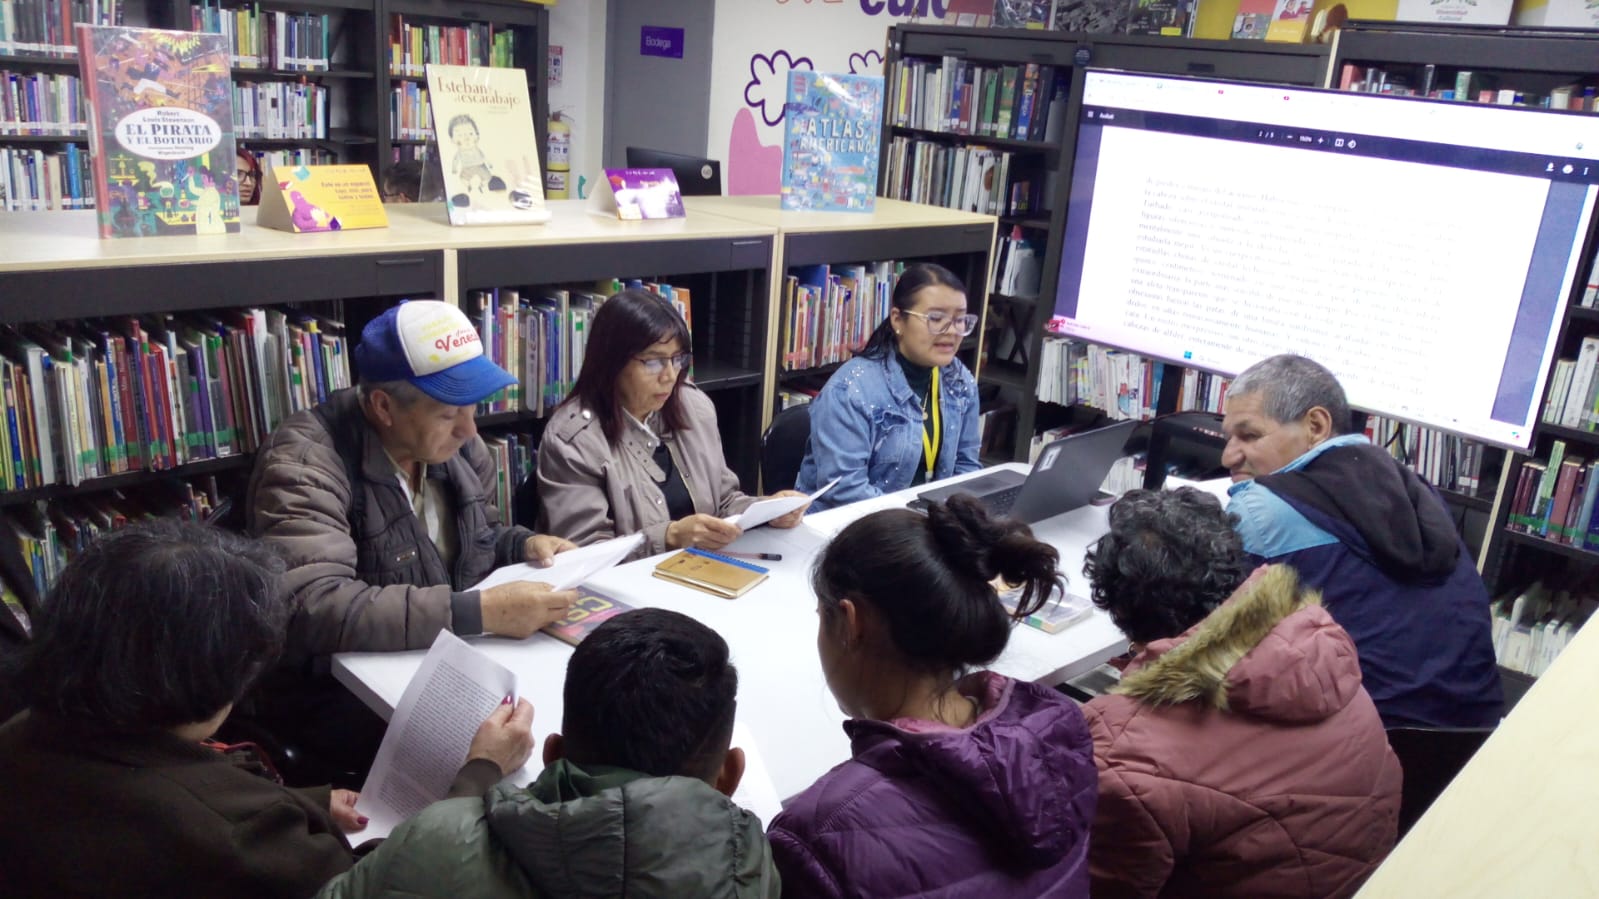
[653,548,769,599]
[543,587,634,647]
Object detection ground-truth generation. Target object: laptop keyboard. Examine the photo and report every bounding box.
[986,485,1023,515]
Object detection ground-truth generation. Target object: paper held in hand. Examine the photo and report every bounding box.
[355,631,515,840]
[724,477,840,530]
[468,533,643,593]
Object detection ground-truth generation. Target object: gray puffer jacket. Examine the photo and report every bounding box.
[246,388,533,668]
[316,759,780,898]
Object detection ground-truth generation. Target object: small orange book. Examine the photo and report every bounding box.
[652,548,769,599]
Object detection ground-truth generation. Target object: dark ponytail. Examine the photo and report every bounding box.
[812,494,1063,672]
[857,262,968,360]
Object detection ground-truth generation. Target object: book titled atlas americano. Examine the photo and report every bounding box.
[76,25,240,238]
[780,71,884,213]
[425,64,549,226]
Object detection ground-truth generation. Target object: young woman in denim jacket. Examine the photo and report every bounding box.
[796,263,983,511]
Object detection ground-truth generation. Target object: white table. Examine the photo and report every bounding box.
[333,465,1129,800]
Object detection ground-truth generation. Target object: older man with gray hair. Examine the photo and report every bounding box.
[1220,354,1502,729]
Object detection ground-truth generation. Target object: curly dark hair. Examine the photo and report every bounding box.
[1082,488,1251,646]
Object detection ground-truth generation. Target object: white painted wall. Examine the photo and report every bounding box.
[708,0,937,195]
[548,0,608,199]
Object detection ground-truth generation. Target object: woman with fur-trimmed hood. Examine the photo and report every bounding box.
[1081,488,1400,899]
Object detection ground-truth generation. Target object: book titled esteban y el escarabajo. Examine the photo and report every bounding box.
[781,71,884,212]
[426,64,549,226]
[76,25,241,239]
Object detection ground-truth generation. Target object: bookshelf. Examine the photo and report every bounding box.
[158,0,382,174]
[1,0,548,212]
[680,195,997,461]
[1326,21,1599,110]
[0,201,781,587]
[376,0,548,177]
[1325,22,1599,602]
[0,0,107,212]
[879,24,1328,462]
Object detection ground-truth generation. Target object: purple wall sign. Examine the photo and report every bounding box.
[640,26,684,59]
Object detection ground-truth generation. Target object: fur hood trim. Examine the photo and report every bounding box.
[1112,565,1321,710]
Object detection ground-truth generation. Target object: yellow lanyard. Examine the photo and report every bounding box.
[921,367,942,478]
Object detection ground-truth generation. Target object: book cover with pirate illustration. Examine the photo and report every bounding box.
[425,64,549,226]
[75,25,240,239]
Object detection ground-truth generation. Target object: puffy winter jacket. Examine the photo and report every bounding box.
[1085,565,1402,899]
[247,388,534,668]
[769,672,1097,898]
[1229,434,1502,728]
[316,759,779,898]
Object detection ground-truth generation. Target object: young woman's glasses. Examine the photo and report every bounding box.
[635,352,692,375]
[902,310,979,336]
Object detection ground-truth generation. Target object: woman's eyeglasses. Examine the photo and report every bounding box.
[901,310,979,336]
[635,352,692,375]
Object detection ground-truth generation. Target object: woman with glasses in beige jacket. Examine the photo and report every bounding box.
[536,289,809,560]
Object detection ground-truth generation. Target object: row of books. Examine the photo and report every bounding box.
[470,279,691,417]
[1541,335,1599,433]
[1037,338,1231,419]
[388,17,515,78]
[0,309,349,491]
[482,431,533,529]
[189,4,332,73]
[5,475,228,595]
[0,0,123,58]
[390,82,429,141]
[1,69,84,135]
[881,138,1044,218]
[1492,580,1595,677]
[245,146,336,174]
[234,80,326,141]
[887,57,1066,144]
[778,261,902,372]
[1583,253,1598,308]
[1366,415,1490,496]
[1507,440,1599,551]
[0,143,91,210]
[1337,64,1599,113]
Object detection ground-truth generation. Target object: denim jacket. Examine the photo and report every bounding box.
[796,351,982,511]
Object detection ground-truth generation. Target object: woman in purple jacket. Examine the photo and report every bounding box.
[769,494,1097,898]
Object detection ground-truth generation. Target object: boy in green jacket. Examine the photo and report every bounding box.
[316,607,779,898]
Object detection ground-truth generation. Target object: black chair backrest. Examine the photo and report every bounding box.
[514,470,542,531]
[761,403,812,493]
[1386,725,1494,837]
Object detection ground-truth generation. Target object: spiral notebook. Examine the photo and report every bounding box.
[652,548,770,599]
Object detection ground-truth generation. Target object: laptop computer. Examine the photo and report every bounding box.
[912,420,1138,523]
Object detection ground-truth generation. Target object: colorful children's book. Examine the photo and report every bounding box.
[1125,0,1196,36]
[425,64,549,226]
[257,164,388,232]
[76,25,240,239]
[587,168,686,220]
[780,71,884,213]
[543,587,635,647]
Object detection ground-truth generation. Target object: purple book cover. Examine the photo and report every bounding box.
[599,167,685,220]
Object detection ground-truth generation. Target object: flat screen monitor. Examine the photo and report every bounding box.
[1050,70,1599,450]
[624,146,723,196]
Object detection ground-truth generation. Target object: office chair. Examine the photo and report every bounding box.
[1385,725,1495,837]
[761,404,812,493]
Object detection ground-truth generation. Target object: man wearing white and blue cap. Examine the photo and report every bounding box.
[245,300,577,776]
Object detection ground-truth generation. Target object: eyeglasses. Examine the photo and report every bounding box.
[901,309,979,336]
[635,352,692,375]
